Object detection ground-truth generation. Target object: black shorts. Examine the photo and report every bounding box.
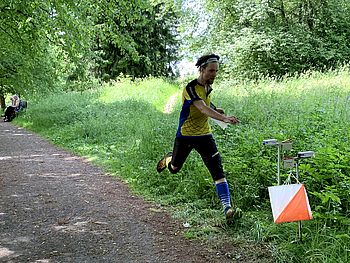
[171,135,225,181]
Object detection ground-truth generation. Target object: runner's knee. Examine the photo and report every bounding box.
[206,152,225,181]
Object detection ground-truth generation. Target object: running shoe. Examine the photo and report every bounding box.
[225,207,242,222]
[156,152,172,173]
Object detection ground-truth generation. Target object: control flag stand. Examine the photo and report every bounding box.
[263,139,314,242]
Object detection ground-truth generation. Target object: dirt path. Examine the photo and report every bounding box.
[0,122,272,263]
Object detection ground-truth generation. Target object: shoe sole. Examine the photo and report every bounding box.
[156,160,167,173]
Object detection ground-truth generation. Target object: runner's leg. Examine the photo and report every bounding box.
[195,136,233,216]
[168,137,193,174]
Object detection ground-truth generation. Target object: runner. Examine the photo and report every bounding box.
[157,54,240,220]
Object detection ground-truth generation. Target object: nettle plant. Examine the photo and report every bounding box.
[303,145,350,224]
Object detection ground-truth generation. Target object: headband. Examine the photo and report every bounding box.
[199,57,219,67]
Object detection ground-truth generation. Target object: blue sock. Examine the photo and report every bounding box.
[215,181,232,213]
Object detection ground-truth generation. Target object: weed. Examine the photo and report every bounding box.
[15,73,350,262]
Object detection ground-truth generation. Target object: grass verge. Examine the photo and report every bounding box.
[14,73,350,263]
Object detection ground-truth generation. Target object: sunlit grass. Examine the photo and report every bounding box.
[98,77,181,113]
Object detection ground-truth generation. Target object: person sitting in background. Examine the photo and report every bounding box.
[3,94,20,122]
[10,94,20,112]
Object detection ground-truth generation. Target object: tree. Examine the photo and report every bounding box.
[92,0,180,80]
[0,0,181,104]
[0,0,94,101]
[181,0,350,79]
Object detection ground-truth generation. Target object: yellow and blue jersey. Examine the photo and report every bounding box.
[176,79,213,137]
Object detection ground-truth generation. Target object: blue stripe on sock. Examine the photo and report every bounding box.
[215,181,232,211]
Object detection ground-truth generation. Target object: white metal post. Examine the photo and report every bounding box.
[277,144,281,185]
[295,158,302,242]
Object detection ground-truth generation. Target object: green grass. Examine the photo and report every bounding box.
[15,72,350,262]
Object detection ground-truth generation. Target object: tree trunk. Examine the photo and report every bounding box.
[0,94,5,110]
[279,0,288,27]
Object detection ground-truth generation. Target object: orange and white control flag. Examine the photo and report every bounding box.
[268,184,313,224]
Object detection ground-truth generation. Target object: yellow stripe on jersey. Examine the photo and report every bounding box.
[176,79,213,137]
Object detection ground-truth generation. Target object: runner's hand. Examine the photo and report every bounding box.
[223,115,240,124]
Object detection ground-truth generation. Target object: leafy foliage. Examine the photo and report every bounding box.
[0,0,94,96]
[0,0,181,99]
[15,71,350,263]
[182,0,350,79]
[92,0,180,80]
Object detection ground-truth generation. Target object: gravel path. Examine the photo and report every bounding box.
[0,122,273,263]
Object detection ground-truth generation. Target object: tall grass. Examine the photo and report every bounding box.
[15,72,350,262]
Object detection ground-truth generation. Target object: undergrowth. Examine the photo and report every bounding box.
[15,72,350,262]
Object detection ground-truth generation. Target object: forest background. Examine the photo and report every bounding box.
[1,0,349,262]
